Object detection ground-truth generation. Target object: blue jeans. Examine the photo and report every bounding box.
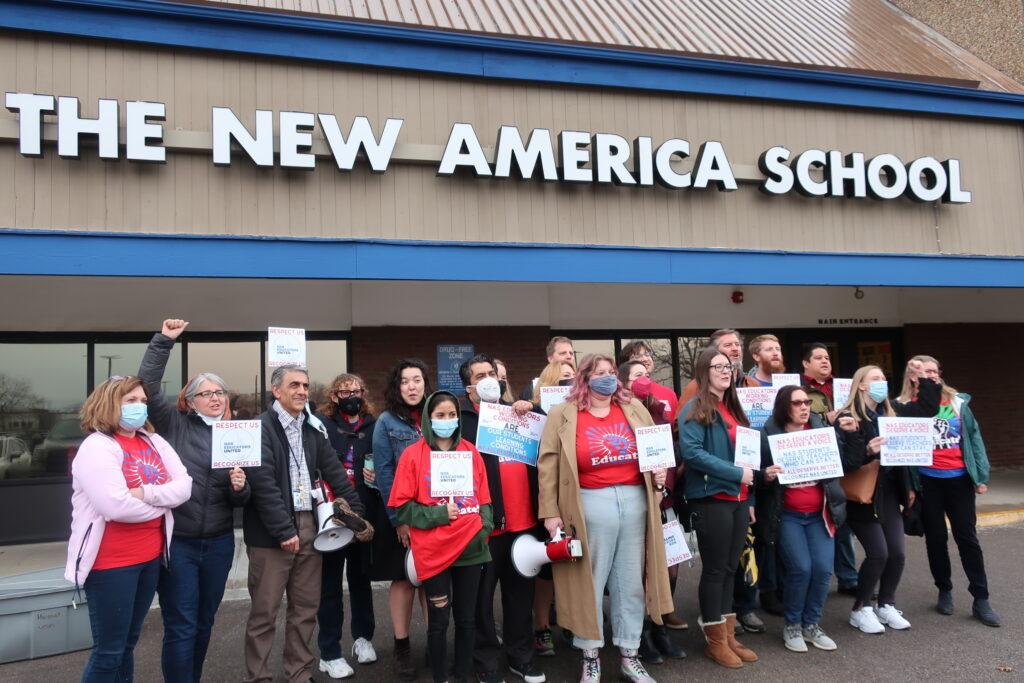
[82,557,161,683]
[574,485,648,650]
[778,510,834,627]
[317,542,375,660]
[834,522,858,587]
[158,533,235,683]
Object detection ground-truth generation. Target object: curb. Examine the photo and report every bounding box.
[976,509,1024,528]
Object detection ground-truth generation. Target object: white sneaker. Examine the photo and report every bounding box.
[352,637,377,664]
[783,624,807,652]
[802,624,837,651]
[320,657,355,679]
[877,604,911,630]
[848,606,885,634]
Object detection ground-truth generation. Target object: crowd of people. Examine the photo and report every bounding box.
[64,321,1000,683]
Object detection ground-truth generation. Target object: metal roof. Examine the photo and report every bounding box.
[195,0,1023,92]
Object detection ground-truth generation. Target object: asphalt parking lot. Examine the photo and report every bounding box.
[4,522,1023,682]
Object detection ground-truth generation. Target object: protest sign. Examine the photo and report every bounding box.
[734,426,762,469]
[879,417,934,466]
[540,385,572,413]
[663,519,693,566]
[475,402,546,466]
[211,420,262,468]
[772,373,801,388]
[736,386,779,429]
[769,427,844,485]
[267,327,306,367]
[635,424,675,472]
[429,451,474,498]
[833,378,852,410]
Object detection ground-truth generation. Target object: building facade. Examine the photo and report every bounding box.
[1,0,1023,544]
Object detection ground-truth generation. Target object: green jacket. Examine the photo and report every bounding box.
[678,397,746,501]
[912,393,989,487]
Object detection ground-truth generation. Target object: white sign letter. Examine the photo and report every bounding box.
[319,114,403,172]
[692,141,737,191]
[494,126,558,181]
[212,107,273,167]
[279,111,315,169]
[438,122,491,177]
[57,96,119,159]
[125,100,166,163]
[5,92,55,157]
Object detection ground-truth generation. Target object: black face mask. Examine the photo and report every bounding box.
[338,396,363,416]
[558,378,574,387]
[498,379,508,396]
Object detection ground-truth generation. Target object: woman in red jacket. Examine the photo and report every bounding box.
[388,390,493,683]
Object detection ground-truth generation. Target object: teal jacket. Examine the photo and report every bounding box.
[913,393,989,487]
[678,397,747,501]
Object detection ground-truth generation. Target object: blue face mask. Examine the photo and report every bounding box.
[120,403,148,430]
[432,418,458,439]
[868,380,889,403]
[589,375,618,397]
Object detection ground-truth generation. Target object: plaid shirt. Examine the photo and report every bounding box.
[272,401,313,511]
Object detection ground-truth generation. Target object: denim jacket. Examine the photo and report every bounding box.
[372,410,421,527]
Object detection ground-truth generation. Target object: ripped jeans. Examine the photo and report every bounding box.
[422,563,484,683]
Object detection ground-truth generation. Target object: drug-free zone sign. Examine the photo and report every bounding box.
[4,92,971,204]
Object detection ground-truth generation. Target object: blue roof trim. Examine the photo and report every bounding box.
[1,229,1022,288]
[3,0,1024,121]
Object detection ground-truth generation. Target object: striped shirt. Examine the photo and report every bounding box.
[272,401,313,511]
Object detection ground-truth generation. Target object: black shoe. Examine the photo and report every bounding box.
[973,599,1001,627]
[651,622,687,659]
[533,628,555,657]
[738,611,767,634]
[837,583,859,597]
[478,669,505,683]
[508,659,546,683]
[394,639,416,682]
[638,621,664,664]
[936,590,954,615]
[759,592,784,616]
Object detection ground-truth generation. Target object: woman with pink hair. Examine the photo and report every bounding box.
[537,354,672,683]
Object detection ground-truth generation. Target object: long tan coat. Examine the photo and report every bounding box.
[537,398,673,642]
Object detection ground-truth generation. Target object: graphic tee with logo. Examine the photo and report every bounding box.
[921,399,966,477]
[575,403,642,489]
[93,433,168,570]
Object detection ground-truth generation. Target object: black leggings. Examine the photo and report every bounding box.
[921,474,989,600]
[691,498,749,623]
[847,479,906,608]
[423,563,483,683]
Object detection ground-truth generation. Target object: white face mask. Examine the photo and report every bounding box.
[198,413,221,426]
[475,376,502,403]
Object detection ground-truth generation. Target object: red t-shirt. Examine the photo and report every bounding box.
[387,439,491,582]
[784,483,825,513]
[713,403,748,502]
[650,382,679,423]
[492,457,536,535]
[575,403,643,489]
[93,433,167,571]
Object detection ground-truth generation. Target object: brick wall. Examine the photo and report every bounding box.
[903,323,1024,468]
[350,326,552,407]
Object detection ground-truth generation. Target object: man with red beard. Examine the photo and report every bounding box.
[747,334,784,387]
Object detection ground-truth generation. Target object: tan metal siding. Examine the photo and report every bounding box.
[195,0,1024,92]
[1,33,1023,256]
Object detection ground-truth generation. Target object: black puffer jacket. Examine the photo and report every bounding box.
[139,333,250,539]
[755,414,847,546]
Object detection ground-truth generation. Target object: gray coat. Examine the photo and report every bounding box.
[139,333,250,539]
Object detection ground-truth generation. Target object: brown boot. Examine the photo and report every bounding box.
[698,617,743,669]
[724,613,759,663]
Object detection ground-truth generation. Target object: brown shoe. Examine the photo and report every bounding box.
[662,611,688,631]
[698,617,743,669]
[723,614,759,663]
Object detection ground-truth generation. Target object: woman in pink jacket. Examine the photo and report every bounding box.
[65,375,192,682]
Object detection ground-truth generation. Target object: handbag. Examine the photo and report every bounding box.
[840,459,880,504]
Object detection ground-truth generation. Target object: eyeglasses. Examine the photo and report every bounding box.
[336,389,364,398]
[194,390,227,400]
[790,399,813,407]
[709,364,733,374]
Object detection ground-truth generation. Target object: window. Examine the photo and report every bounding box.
[306,339,349,407]
[677,335,711,387]
[621,337,674,388]
[188,342,263,419]
[0,343,87,479]
[94,342,183,395]
[571,339,615,366]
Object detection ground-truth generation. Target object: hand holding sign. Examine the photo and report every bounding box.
[734,426,761,469]
[212,420,262,468]
[878,417,934,466]
[769,427,844,485]
[446,497,459,521]
[635,424,675,473]
[430,451,474,498]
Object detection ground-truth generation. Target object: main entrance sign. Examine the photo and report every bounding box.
[4,92,971,204]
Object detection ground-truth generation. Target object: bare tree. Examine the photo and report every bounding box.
[0,374,44,413]
[677,336,711,385]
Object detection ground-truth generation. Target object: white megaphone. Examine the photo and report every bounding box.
[405,548,420,587]
[312,479,355,553]
[511,529,584,578]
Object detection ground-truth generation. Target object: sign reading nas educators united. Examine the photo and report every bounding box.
[4,92,973,205]
[211,420,262,468]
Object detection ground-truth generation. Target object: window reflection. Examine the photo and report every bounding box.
[94,343,183,395]
[306,340,348,409]
[621,338,674,388]
[677,336,711,386]
[571,339,615,367]
[0,344,87,479]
